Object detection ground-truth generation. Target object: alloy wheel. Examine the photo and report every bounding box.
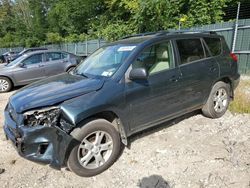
[77,131,113,170]
[0,79,9,92]
[213,88,228,113]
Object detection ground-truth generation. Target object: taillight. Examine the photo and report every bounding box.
[230,52,238,62]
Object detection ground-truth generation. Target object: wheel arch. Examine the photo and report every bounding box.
[72,110,128,146]
[0,75,15,87]
[216,77,234,99]
[66,65,76,72]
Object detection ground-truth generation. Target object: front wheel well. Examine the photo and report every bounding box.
[66,66,76,72]
[0,75,14,86]
[77,111,128,146]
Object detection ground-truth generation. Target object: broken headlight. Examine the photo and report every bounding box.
[23,107,60,127]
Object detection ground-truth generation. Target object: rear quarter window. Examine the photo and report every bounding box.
[204,37,222,56]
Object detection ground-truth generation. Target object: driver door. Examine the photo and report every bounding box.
[13,53,46,85]
[125,41,183,133]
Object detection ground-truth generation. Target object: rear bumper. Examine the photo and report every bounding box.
[3,110,75,170]
[232,73,240,90]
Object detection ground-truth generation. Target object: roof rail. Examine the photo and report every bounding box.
[157,30,217,35]
[122,32,160,39]
[121,30,217,39]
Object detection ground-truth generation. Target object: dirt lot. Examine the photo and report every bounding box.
[0,89,250,188]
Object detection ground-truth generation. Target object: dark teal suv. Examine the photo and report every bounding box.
[4,31,240,177]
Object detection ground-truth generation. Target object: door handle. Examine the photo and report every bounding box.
[169,76,180,82]
[209,67,217,72]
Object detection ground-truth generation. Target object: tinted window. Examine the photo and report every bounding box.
[22,54,42,65]
[176,39,205,65]
[132,41,174,75]
[204,37,222,56]
[45,52,62,61]
[62,53,69,59]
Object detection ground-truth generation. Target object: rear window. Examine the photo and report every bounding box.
[176,39,205,65]
[204,37,222,56]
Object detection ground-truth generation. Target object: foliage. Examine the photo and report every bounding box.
[229,79,250,114]
[0,0,240,47]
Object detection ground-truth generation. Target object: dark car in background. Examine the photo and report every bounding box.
[8,47,48,62]
[0,51,19,64]
[3,31,240,177]
[0,50,79,92]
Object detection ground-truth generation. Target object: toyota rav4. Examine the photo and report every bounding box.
[3,31,240,177]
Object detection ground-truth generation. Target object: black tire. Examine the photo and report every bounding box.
[66,66,75,73]
[67,119,121,177]
[0,77,12,93]
[202,81,230,118]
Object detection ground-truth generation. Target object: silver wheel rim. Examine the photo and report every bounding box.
[0,79,9,91]
[213,88,228,113]
[77,131,113,170]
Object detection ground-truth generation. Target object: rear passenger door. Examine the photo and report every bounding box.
[175,38,219,110]
[44,52,66,76]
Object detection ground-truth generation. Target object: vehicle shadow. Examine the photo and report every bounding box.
[127,110,201,148]
[138,175,170,188]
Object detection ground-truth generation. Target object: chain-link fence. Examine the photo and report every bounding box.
[0,39,107,56]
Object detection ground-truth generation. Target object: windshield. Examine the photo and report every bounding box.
[74,44,136,78]
[6,55,27,67]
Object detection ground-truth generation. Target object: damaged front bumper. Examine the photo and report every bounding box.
[3,108,75,170]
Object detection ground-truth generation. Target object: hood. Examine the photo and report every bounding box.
[10,73,104,113]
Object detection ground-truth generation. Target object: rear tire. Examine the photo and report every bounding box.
[67,119,121,177]
[0,77,12,93]
[202,81,230,118]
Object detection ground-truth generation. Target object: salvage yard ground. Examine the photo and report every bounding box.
[0,80,250,188]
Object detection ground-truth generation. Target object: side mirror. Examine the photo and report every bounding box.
[19,63,26,68]
[129,68,148,80]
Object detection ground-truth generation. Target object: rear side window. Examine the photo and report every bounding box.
[45,52,62,61]
[204,37,222,56]
[62,53,69,59]
[176,39,205,65]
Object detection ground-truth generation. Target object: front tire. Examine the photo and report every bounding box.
[0,77,12,93]
[67,119,121,177]
[202,81,230,118]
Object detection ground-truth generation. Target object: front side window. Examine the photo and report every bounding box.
[132,41,174,75]
[176,39,205,65]
[75,45,136,78]
[45,52,62,61]
[22,54,43,65]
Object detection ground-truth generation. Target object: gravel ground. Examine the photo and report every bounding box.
[0,89,250,188]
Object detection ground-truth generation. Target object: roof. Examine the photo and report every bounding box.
[108,30,220,46]
[24,50,71,57]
